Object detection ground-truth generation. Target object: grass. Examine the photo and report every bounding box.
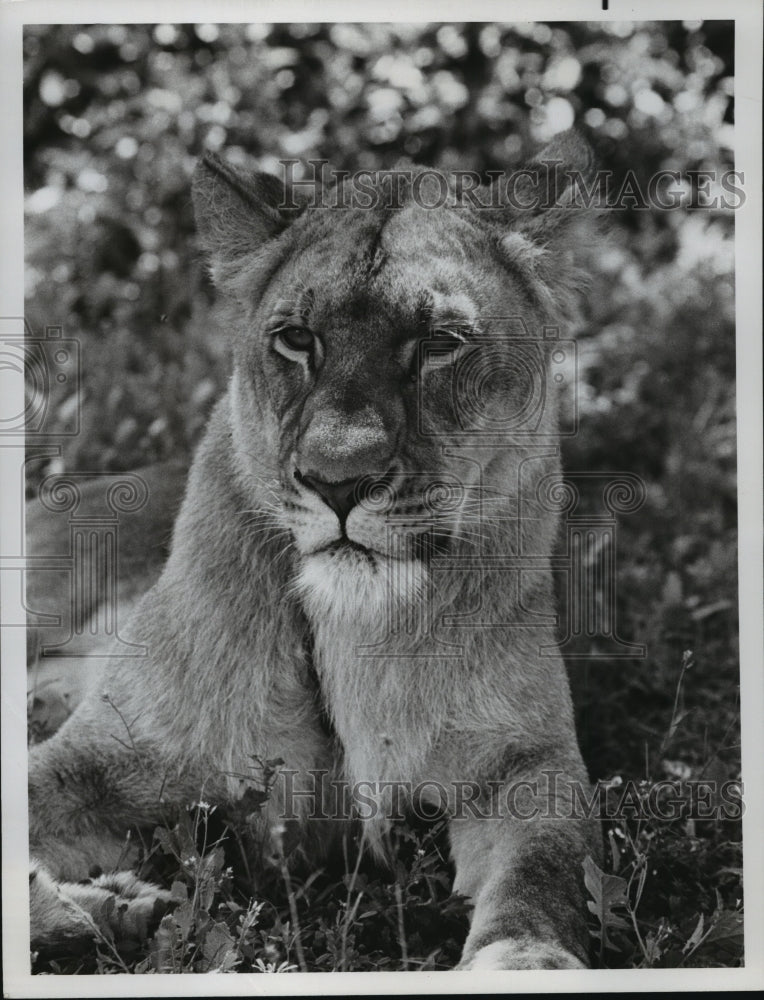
[32,805,472,974]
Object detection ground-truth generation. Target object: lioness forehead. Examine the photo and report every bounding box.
[267,201,505,331]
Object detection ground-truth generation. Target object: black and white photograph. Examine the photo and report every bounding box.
[1,1,762,994]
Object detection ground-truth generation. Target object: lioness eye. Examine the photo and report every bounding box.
[276,327,314,353]
[432,328,468,348]
[409,329,468,380]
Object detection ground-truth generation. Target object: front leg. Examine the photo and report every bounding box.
[449,757,601,970]
[28,720,201,953]
[30,862,173,958]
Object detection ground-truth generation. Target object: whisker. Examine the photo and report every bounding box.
[238,449,282,477]
[259,543,298,583]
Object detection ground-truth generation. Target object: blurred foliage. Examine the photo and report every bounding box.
[24,20,740,970]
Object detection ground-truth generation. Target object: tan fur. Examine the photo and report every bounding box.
[28,131,603,968]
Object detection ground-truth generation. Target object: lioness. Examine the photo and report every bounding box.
[28,130,602,970]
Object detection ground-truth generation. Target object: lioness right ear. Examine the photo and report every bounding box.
[485,130,602,322]
[192,153,304,286]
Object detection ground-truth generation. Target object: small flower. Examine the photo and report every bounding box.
[663,759,692,780]
[600,775,623,790]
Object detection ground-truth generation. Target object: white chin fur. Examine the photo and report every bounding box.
[296,548,427,627]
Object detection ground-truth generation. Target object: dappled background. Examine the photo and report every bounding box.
[24,22,740,970]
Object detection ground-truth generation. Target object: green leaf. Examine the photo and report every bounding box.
[682,913,705,954]
[702,910,744,946]
[170,879,188,903]
[583,855,630,951]
[643,930,664,965]
[201,920,238,971]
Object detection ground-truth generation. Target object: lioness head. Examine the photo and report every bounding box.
[193,132,595,619]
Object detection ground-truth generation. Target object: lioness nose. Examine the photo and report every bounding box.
[295,470,394,525]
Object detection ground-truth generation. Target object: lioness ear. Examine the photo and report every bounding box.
[516,129,595,210]
[192,153,305,286]
[488,129,601,321]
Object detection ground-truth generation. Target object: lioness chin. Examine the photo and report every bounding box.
[28,129,602,970]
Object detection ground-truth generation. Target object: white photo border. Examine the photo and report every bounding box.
[1,1,761,994]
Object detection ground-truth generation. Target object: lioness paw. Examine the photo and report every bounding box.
[458,938,586,970]
[30,862,172,954]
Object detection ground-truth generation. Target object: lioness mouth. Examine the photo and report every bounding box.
[321,538,375,557]
[314,529,451,564]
